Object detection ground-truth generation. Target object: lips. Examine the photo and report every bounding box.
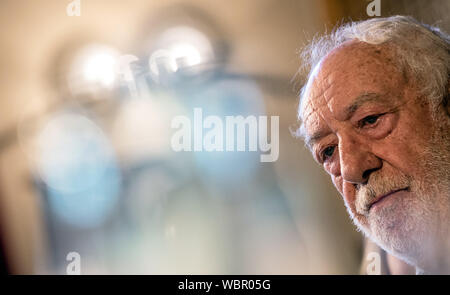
[368,187,409,211]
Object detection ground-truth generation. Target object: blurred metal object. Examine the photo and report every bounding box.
[147,26,215,80]
[136,4,230,86]
[49,38,124,106]
[66,44,121,95]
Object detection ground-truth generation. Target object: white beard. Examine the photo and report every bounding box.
[350,114,450,272]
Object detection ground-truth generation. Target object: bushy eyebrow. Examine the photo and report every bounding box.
[304,130,330,150]
[344,92,385,120]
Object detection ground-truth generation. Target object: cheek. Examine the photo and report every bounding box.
[332,177,360,218]
[332,176,355,207]
[325,155,341,177]
[371,118,431,178]
[342,181,358,215]
[331,175,343,195]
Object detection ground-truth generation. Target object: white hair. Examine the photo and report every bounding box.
[296,15,450,124]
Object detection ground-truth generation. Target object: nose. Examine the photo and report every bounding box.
[338,134,382,184]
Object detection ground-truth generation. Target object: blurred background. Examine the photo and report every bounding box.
[0,0,448,274]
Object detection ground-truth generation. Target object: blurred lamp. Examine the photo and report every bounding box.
[148,26,216,82]
[67,44,121,97]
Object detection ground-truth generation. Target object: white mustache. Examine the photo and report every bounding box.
[355,172,411,216]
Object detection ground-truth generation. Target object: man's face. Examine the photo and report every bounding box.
[300,41,450,269]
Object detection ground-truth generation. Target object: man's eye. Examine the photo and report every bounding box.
[321,146,335,161]
[360,114,381,127]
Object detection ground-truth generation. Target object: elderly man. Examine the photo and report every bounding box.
[296,16,450,274]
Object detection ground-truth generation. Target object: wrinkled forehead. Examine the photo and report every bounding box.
[298,42,359,127]
[297,64,328,140]
[300,42,372,118]
[298,41,402,139]
[299,70,329,124]
[298,56,342,141]
[298,61,323,123]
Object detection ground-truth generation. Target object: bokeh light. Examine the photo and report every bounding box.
[67,44,121,96]
[34,112,121,228]
[148,26,215,78]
